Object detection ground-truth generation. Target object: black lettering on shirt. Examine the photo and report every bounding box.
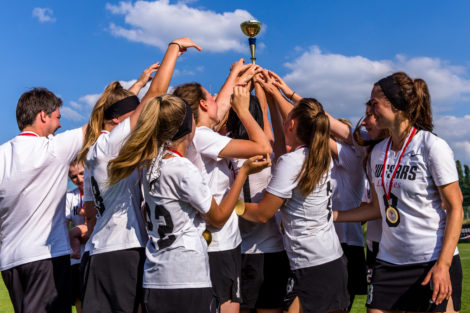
[408,166,417,180]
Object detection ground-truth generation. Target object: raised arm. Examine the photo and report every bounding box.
[128,62,161,96]
[215,59,254,122]
[130,37,202,129]
[254,75,274,145]
[219,86,272,158]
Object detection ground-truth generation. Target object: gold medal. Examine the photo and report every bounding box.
[202,229,212,246]
[385,205,400,226]
[234,200,246,216]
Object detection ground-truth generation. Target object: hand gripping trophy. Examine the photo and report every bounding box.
[240,20,262,64]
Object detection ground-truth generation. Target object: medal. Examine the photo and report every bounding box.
[381,127,417,227]
[202,229,212,246]
[234,199,246,216]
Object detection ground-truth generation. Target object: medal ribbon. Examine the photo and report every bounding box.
[166,148,183,158]
[18,131,39,137]
[295,144,307,151]
[381,127,417,202]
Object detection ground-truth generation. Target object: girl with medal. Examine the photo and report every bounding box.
[335,72,463,313]
[107,95,270,313]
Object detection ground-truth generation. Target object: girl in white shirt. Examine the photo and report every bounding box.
[107,94,270,313]
[240,98,349,313]
[336,72,463,313]
[78,38,201,313]
[172,77,272,313]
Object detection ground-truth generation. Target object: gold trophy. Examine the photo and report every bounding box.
[240,20,262,64]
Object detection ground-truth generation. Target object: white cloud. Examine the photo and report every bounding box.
[32,8,56,23]
[282,46,470,118]
[61,106,84,121]
[105,0,257,52]
[434,115,470,163]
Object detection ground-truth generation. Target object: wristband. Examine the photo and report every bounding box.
[289,91,296,100]
[168,42,182,51]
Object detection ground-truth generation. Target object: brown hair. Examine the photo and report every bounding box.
[107,95,187,186]
[378,72,433,132]
[291,98,331,195]
[78,82,134,163]
[16,88,62,130]
[172,82,206,123]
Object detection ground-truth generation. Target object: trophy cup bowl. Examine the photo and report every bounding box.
[240,20,262,64]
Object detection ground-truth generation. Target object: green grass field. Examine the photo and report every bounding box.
[0,243,468,312]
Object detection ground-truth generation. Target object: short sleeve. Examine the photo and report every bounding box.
[179,161,213,214]
[362,179,371,203]
[83,166,94,202]
[104,117,131,157]
[193,127,231,161]
[428,136,458,186]
[53,127,83,163]
[65,192,73,220]
[266,153,299,199]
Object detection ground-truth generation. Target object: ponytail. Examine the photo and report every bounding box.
[411,78,433,131]
[107,95,187,186]
[78,82,133,163]
[291,98,331,195]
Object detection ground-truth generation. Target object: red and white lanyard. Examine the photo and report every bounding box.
[381,127,417,203]
[18,131,39,137]
[166,148,183,158]
[295,144,307,151]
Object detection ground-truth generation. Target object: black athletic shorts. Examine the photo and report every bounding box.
[240,251,290,309]
[70,263,80,305]
[142,287,218,313]
[366,241,380,284]
[342,243,368,296]
[81,248,145,313]
[292,255,349,313]
[1,255,72,313]
[367,254,462,312]
[208,245,242,304]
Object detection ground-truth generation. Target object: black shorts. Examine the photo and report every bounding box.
[208,245,242,304]
[366,241,380,284]
[342,243,368,296]
[70,263,81,305]
[292,256,349,313]
[1,255,72,313]
[81,248,145,313]
[142,287,218,313]
[240,251,290,309]
[367,254,462,312]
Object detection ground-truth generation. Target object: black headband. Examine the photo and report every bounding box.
[376,75,407,111]
[103,95,140,120]
[171,99,193,141]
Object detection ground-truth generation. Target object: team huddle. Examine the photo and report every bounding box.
[0,37,464,313]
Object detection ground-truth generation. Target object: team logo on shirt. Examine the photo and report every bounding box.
[374,164,418,181]
[383,194,400,227]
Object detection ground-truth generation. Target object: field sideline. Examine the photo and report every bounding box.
[0,243,468,313]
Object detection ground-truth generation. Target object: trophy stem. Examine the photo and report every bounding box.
[249,37,257,64]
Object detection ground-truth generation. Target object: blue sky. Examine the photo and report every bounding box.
[1,0,470,163]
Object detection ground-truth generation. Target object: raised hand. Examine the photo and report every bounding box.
[241,154,272,175]
[128,62,161,95]
[230,85,250,114]
[170,37,202,56]
[269,70,295,99]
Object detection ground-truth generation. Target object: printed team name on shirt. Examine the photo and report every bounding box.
[373,164,418,185]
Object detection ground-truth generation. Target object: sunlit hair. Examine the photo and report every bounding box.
[77,82,134,163]
[291,98,330,195]
[107,95,186,186]
[172,82,205,123]
[376,72,433,132]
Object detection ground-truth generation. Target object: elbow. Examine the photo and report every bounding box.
[257,215,270,224]
[259,143,273,155]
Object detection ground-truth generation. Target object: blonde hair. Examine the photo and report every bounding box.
[107,95,187,186]
[291,98,331,195]
[77,82,133,163]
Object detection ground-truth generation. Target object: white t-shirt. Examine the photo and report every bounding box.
[0,129,83,270]
[187,126,241,252]
[232,157,284,254]
[331,141,365,247]
[84,118,148,255]
[143,156,212,289]
[266,147,343,270]
[363,179,382,247]
[65,187,86,265]
[369,130,459,265]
